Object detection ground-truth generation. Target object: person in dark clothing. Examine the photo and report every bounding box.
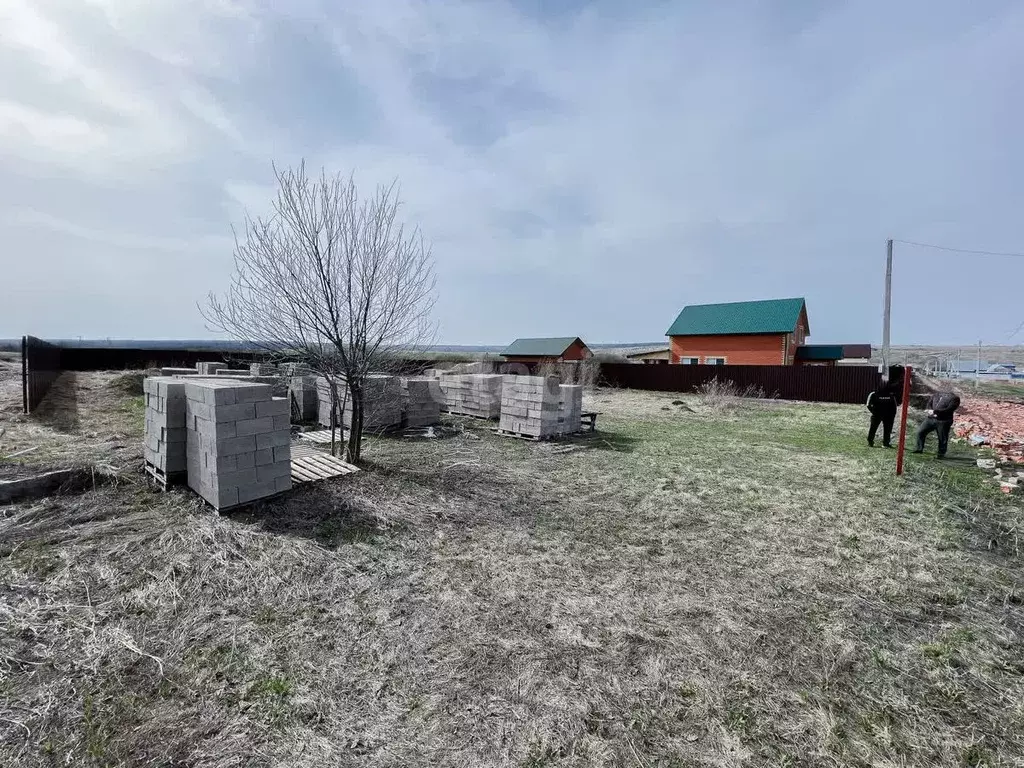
[866,380,901,447]
[913,389,961,458]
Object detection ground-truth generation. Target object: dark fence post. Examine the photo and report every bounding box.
[21,335,27,414]
[22,336,63,414]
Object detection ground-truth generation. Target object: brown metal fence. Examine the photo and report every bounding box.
[22,336,62,414]
[598,363,885,404]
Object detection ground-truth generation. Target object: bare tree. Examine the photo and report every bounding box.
[204,162,436,463]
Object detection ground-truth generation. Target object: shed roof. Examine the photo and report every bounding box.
[501,337,585,357]
[795,345,844,361]
[666,298,807,337]
[796,343,873,362]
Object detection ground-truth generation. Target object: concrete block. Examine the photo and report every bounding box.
[254,448,275,465]
[218,468,258,488]
[235,417,275,437]
[217,435,258,456]
[273,415,291,430]
[234,384,275,403]
[217,486,240,509]
[256,461,291,483]
[273,445,291,463]
[203,386,237,407]
[256,398,289,418]
[235,452,256,470]
[256,431,290,449]
[237,481,278,504]
[216,402,257,423]
[274,476,293,493]
[195,418,236,441]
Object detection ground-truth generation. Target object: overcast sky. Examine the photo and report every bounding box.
[1,0,1022,346]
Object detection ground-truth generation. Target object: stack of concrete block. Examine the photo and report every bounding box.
[160,367,196,377]
[342,374,403,430]
[317,377,342,428]
[499,375,561,438]
[401,377,442,427]
[184,380,292,511]
[290,375,319,422]
[143,376,188,476]
[439,374,503,419]
[196,362,227,375]
[215,368,251,377]
[281,362,311,376]
[234,375,287,397]
[250,362,279,376]
[448,361,495,375]
[558,384,583,435]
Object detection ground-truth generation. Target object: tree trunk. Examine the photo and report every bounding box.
[346,383,363,463]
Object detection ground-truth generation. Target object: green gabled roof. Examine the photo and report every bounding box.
[501,337,584,357]
[666,298,807,337]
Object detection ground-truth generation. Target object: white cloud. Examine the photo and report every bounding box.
[1,0,1022,344]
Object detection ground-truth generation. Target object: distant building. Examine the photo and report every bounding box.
[500,337,592,364]
[796,344,873,367]
[625,347,671,364]
[665,298,810,365]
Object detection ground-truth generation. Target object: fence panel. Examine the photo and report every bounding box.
[22,335,62,414]
[597,363,883,404]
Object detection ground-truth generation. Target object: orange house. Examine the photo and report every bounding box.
[665,298,810,366]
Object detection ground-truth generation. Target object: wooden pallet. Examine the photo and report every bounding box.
[298,429,346,445]
[291,448,359,485]
[493,428,554,442]
[145,461,185,490]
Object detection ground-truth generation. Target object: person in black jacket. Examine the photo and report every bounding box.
[913,389,961,458]
[866,380,900,447]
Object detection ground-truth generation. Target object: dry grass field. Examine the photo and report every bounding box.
[2,364,1024,767]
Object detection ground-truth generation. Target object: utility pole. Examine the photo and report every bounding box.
[882,239,893,378]
[976,340,982,390]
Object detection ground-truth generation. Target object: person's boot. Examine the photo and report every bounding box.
[868,438,874,447]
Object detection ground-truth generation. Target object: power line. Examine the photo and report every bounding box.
[893,239,1024,258]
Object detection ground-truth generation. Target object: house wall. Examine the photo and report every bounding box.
[669,334,787,366]
[562,339,592,361]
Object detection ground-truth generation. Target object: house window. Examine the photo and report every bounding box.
[680,357,699,365]
[705,357,727,365]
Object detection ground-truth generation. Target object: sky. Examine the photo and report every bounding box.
[1,0,1022,347]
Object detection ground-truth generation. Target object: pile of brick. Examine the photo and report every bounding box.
[143,376,188,477]
[439,374,503,419]
[954,398,1024,464]
[250,362,279,376]
[290,375,319,422]
[196,362,227,375]
[499,375,561,438]
[402,377,442,427]
[558,384,583,435]
[184,379,292,511]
